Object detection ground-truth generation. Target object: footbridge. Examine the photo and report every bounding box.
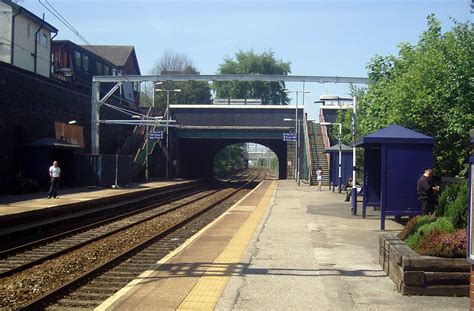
[90,73,368,181]
[169,104,304,179]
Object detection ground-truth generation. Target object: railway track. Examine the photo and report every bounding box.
[0,170,265,310]
[0,180,206,251]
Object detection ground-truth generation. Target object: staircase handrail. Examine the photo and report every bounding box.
[319,109,331,163]
[303,116,312,182]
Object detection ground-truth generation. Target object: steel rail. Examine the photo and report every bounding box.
[20,170,263,310]
[0,182,203,255]
[0,173,252,278]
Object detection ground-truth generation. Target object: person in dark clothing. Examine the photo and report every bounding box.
[416,169,439,215]
[344,177,353,202]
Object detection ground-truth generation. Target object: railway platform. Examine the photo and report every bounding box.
[0,180,197,221]
[95,180,467,310]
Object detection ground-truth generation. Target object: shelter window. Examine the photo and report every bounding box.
[74,51,82,68]
[83,55,89,72]
[96,61,103,75]
[104,65,109,75]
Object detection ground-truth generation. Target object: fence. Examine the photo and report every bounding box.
[75,154,132,187]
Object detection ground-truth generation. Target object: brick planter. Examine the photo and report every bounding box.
[379,233,469,296]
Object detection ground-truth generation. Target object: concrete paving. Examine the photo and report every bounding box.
[217,180,468,311]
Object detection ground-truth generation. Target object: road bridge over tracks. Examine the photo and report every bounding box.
[169,104,304,179]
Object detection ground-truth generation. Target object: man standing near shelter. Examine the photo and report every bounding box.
[48,161,61,199]
[416,169,439,215]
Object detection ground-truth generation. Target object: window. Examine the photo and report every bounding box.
[83,55,89,72]
[41,33,48,47]
[104,65,109,76]
[74,51,82,68]
[96,61,103,75]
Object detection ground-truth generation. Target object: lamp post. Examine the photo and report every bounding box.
[321,122,342,193]
[156,88,181,178]
[284,89,310,186]
[351,97,357,215]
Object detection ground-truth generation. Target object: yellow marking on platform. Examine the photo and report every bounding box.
[95,179,267,311]
[177,180,277,311]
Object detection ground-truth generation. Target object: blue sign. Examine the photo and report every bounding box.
[149,130,164,140]
[283,133,297,142]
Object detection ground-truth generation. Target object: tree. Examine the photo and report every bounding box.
[346,16,474,176]
[214,144,247,177]
[149,51,212,111]
[212,50,291,105]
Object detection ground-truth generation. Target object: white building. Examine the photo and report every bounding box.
[0,0,57,77]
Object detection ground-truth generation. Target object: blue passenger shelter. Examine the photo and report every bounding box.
[354,124,435,230]
[324,143,352,192]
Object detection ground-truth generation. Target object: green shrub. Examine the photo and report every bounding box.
[403,217,454,251]
[436,183,459,216]
[445,181,468,229]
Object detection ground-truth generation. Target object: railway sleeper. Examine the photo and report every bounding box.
[69,291,112,299]
[89,280,128,287]
[103,271,137,277]
[52,298,101,308]
[78,286,118,294]
[46,306,94,311]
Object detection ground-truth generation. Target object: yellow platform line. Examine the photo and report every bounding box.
[95,179,268,311]
[177,180,277,311]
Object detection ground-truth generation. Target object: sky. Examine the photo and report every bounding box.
[20,0,472,119]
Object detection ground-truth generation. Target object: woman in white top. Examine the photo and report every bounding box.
[316,166,323,191]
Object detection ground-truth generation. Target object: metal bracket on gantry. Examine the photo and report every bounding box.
[90,74,369,155]
[91,81,123,154]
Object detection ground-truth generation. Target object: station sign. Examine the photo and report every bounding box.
[148,130,164,140]
[283,132,297,142]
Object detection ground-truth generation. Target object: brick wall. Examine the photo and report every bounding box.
[0,61,134,185]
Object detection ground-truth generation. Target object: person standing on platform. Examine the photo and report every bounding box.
[48,161,61,199]
[316,166,323,191]
[416,169,439,215]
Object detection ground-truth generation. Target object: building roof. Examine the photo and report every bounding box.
[3,0,58,32]
[80,45,140,73]
[354,124,435,146]
[325,143,353,153]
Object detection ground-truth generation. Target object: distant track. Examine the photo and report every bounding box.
[0,169,266,310]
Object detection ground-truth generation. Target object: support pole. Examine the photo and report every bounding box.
[295,92,298,183]
[113,153,119,188]
[91,81,100,155]
[145,124,149,181]
[338,123,342,193]
[166,90,170,178]
[351,97,357,215]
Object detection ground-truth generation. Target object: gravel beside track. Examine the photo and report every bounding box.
[0,186,220,278]
[0,171,263,310]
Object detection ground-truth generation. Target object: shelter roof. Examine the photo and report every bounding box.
[26,138,82,149]
[325,143,353,153]
[354,124,435,146]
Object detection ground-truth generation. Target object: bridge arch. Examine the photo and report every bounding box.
[170,104,303,180]
[176,138,287,179]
